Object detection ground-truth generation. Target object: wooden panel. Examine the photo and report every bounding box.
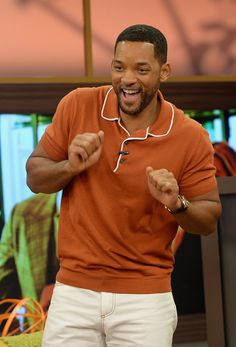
[173,313,206,344]
[0,81,236,114]
[201,177,236,347]
[0,83,85,114]
[201,231,225,347]
[161,81,236,110]
[217,176,236,194]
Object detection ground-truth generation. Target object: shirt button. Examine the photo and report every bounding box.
[124,141,129,145]
[120,158,125,164]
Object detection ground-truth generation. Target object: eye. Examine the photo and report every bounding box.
[113,65,123,72]
[138,68,149,74]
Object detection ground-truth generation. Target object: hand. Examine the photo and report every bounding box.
[146,167,180,210]
[40,284,55,312]
[67,131,104,174]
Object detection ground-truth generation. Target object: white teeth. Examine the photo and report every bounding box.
[123,89,138,94]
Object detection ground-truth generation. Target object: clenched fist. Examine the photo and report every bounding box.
[146,167,181,210]
[67,130,104,174]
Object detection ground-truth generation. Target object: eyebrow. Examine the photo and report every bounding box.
[136,62,150,67]
[113,60,150,66]
[112,59,123,64]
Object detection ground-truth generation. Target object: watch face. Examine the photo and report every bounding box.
[165,195,189,214]
[178,195,189,211]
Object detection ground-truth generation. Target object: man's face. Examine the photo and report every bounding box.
[111,41,163,116]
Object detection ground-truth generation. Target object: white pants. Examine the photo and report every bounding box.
[42,282,177,347]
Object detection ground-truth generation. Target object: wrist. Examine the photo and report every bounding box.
[64,160,82,176]
[165,195,190,214]
[167,196,182,211]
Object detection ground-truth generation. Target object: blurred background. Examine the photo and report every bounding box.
[0,0,236,78]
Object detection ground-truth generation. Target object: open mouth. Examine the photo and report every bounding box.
[121,88,140,103]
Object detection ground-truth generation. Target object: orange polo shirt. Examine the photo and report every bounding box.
[40,85,217,294]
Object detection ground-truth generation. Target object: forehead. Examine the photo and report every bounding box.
[114,41,156,62]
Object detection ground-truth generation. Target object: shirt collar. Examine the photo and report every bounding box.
[101,86,175,138]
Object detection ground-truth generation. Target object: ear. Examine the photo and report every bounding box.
[160,63,171,82]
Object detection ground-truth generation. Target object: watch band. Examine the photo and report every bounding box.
[165,195,190,214]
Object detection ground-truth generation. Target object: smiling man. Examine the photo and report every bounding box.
[26,24,221,347]
[112,41,169,119]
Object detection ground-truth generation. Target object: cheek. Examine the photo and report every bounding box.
[145,77,160,90]
[111,78,119,90]
[111,72,121,84]
[138,75,158,86]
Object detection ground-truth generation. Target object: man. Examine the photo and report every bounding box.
[26,24,221,347]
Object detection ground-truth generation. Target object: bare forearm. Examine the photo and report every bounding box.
[26,157,76,193]
[146,168,221,236]
[26,131,104,193]
[173,200,221,235]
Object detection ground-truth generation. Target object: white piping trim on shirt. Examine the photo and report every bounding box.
[118,118,130,136]
[101,88,175,138]
[148,102,175,138]
[113,128,150,172]
[101,87,118,121]
[100,87,175,172]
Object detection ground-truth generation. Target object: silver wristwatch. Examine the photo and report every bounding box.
[165,195,190,214]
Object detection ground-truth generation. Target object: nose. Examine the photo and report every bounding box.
[121,69,137,85]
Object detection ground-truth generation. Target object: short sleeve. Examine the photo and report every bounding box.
[179,126,217,198]
[39,90,78,161]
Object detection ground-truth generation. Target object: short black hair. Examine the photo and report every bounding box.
[114,24,168,64]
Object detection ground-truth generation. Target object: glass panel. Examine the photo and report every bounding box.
[228,115,236,151]
[37,115,52,140]
[0,115,34,222]
[0,114,52,223]
[204,118,224,143]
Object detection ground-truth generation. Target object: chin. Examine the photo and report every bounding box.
[120,105,141,116]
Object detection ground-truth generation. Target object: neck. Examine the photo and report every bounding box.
[120,98,160,135]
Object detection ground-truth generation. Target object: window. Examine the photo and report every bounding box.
[0,114,52,225]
